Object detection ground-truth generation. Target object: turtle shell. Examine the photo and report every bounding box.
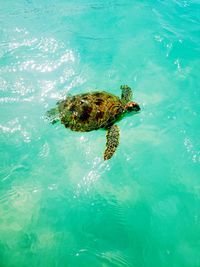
[57,91,124,132]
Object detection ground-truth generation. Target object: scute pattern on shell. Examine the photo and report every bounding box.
[57,91,124,132]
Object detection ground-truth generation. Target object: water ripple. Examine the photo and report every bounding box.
[184,138,200,163]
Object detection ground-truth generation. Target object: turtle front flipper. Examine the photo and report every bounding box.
[104,125,120,160]
[120,85,133,104]
[46,107,59,124]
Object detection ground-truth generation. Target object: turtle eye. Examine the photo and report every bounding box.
[127,106,133,111]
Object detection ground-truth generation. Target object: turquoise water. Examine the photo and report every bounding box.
[0,0,200,266]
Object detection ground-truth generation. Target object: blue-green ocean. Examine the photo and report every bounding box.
[0,1,200,266]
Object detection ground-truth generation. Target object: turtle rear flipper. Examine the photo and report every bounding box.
[104,125,120,160]
[46,107,59,124]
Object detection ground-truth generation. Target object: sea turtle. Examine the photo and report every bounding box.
[47,85,140,160]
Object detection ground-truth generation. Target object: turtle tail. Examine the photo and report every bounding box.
[46,106,59,124]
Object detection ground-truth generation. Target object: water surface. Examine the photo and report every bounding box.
[0,1,200,266]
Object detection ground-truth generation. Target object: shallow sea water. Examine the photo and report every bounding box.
[0,0,200,266]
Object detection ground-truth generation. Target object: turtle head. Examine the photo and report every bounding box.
[124,101,140,113]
